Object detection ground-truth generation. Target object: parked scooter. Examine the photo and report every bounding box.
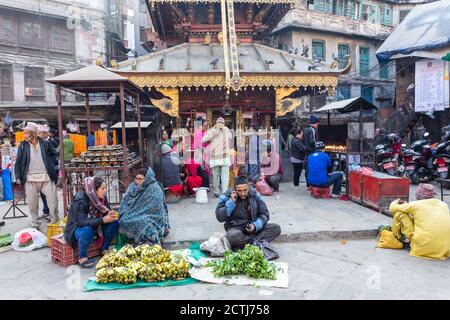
[403,132,434,184]
[374,133,401,176]
[432,131,450,179]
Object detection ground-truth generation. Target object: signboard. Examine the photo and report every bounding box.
[415,59,445,112]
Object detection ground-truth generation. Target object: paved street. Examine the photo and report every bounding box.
[1,181,449,300]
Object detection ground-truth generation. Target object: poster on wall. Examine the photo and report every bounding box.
[415,59,446,112]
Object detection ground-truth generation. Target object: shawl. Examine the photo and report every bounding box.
[118,167,170,244]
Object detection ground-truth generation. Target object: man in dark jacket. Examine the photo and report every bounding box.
[303,115,320,187]
[15,122,59,229]
[215,176,281,249]
[290,128,306,187]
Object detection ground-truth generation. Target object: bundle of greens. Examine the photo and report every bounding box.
[205,244,277,280]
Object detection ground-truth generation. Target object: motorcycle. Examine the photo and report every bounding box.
[374,143,396,175]
[432,131,450,180]
[403,132,434,184]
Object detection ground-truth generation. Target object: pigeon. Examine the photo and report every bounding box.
[210,57,219,65]
[332,53,339,61]
[290,59,295,66]
[239,50,248,56]
[308,65,318,71]
[265,60,274,65]
[294,47,298,55]
[301,45,309,57]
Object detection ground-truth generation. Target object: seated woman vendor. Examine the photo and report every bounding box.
[64,177,119,268]
[119,167,170,245]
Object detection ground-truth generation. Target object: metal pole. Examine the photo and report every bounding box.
[56,85,68,217]
[136,94,144,165]
[120,83,129,186]
[85,93,91,148]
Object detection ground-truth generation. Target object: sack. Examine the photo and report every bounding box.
[11,228,47,252]
[252,239,279,261]
[200,232,231,257]
[255,176,272,196]
[377,230,404,249]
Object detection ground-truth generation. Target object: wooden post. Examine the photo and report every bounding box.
[136,94,144,165]
[56,85,68,217]
[120,83,129,186]
[85,93,91,147]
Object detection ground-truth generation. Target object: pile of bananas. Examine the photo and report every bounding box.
[95,244,191,284]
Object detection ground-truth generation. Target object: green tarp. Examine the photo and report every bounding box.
[443,53,450,62]
[83,243,204,292]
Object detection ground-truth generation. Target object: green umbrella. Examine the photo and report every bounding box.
[443,53,450,61]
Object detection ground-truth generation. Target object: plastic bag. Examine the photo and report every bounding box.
[200,232,231,257]
[361,167,374,176]
[255,176,273,196]
[11,228,47,252]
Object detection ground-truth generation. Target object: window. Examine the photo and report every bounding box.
[361,85,373,103]
[314,0,333,13]
[334,0,356,18]
[338,44,350,69]
[20,17,43,48]
[24,67,45,101]
[399,10,410,23]
[380,5,392,26]
[379,62,389,79]
[0,13,16,45]
[0,65,14,102]
[312,40,325,60]
[359,46,370,77]
[338,86,351,100]
[360,4,376,23]
[49,22,74,52]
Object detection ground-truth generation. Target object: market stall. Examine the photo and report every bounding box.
[316,97,378,194]
[46,65,146,215]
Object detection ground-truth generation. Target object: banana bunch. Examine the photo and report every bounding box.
[139,263,166,282]
[135,244,150,256]
[140,244,162,259]
[171,256,191,279]
[96,267,116,284]
[118,244,138,259]
[110,252,131,267]
[113,267,137,284]
[142,249,171,264]
[96,250,117,270]
[127,258,146,272]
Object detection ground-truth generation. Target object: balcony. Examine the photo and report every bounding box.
[275,9,393,40]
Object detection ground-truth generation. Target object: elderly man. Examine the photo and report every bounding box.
[389,184,450,260]
[15,122,59,229]
[215,175,281,249]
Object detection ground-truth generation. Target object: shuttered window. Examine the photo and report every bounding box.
[359,46,370,77]
[25,67,45,101]
[312,40,325,60]
[361,86,373,103]
[338,44,350,69]
[0,65,14,102]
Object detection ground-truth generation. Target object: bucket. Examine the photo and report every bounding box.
[193,187,209,204]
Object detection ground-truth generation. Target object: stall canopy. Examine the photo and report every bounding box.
[376,0,450,63]
[111,121,152,129]
[315,97,377,114]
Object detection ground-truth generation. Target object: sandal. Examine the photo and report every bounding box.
[78,259,96,269]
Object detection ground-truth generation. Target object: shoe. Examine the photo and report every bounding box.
[331,193,340,198]
[214,193,219,198]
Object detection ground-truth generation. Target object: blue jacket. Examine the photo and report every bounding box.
[307,151,331,186]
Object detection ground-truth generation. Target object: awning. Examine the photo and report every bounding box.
[111,122,152,129]
[443,53,450,61]
[315,97,377,113]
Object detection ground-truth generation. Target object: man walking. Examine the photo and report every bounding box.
[303,115,320,186]
[202,117,233,197]
[215,176,281,249]
[15,122,59,229]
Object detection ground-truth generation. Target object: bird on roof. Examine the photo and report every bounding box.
[265,60,274,65]
[332,53,339,61]
[290,59,295,67]
[239,50,248,56]
[301,44,309,57]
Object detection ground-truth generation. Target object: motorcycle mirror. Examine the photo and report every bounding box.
[424,132,430,138]
[401,144,407,148]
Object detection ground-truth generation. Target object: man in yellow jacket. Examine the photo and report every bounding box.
[388,184,450,260]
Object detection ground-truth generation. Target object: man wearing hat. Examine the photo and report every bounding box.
[215,175,281,250]
[202,117,233,197]
[15,122,59,229]
[307,141,343,198]
[303,115,320,186]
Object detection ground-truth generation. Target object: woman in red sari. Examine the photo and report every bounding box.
[184,160,203,195]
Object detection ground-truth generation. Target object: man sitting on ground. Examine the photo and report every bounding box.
[215,176,281,249]
[307,141,343,198]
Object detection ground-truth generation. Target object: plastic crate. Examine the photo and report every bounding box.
[47,222,65,247]
[349,171,363,203]
[51,234,101,267]
[310,186,331,199]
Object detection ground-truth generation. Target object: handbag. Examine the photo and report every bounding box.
[255,176,273,196]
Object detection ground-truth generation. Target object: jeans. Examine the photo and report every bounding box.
[311,172,343,195]
[292,162,303,187]
[226,223,281,249]
[41,193,49,215]
[212,165,230,195]
[74,221,119,258]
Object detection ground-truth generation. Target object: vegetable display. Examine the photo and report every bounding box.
[95,244,190,284]
[205,244,277,280]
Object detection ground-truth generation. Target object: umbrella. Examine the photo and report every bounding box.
[442,53,450,61]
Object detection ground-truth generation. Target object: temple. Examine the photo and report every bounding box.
[110,0,351,130]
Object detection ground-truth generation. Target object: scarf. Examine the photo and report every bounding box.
[83,177,110,215]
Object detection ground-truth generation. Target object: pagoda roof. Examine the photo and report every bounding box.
[111,43,350,89]
[148,0,294,3]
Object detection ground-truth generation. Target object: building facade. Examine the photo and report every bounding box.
[0,0,130,124]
